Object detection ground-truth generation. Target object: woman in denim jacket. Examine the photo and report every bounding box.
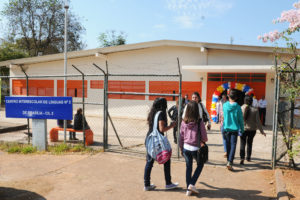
[180,101,208,196]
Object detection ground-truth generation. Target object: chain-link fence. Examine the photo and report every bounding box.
[272,56,300,168]
[104,59,183,158]
[0,59,183,156]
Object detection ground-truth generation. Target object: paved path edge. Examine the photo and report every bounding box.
[275,169,289,200]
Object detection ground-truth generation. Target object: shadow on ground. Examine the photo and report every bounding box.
[0,187,46,200]
[198,182,276,200]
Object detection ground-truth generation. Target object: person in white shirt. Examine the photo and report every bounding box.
[182,92,211,130]
[258,96,267,126]
[251,94,258,108]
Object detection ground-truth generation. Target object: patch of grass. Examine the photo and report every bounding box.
[0,142,101,155]
[21,146,37,154]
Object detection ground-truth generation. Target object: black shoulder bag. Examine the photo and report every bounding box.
[199,102,209,123]
[196,119,209,164]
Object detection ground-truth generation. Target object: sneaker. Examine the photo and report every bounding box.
[165,182,179,190]
[188,184,199,194]
[73,137,79,140]
[186,190,192,196]
[226,162,233,171]
[144,184,156,191]
[240,159,244,165]
[247,158,251,162]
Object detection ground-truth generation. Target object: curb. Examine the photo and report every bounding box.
[275,169,289,200]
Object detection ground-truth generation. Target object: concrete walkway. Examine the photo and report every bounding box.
[0,152,276,200]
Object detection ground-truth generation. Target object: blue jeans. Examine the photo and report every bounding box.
[224,131,238,163]
[144,154,171,187]
[183,149,204,188]
[220,125,227,153]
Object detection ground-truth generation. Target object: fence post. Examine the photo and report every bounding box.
[272,56,280,169]
[177,58,182,159]
[19,65,31,144]
[92,63,108,151]
[72,65,86,147]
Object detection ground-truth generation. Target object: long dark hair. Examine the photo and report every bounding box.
[243,95,253,121]
[147,97,167,128]
[192,91,201,102]
[183,101,199,123]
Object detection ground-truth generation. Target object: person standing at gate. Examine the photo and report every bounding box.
[258,96,267,126]
[144,97,179,191]
[240,95,266,164]
[168,100,184,144]
[222,89,244,170]
[182,92,211,130]
[250,94,258,108]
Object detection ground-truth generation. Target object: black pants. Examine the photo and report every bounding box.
[173,126,177,143]
[259,108,266,126]
[144,154,171,187]
[240,130,256,160]
[59,124,76,139]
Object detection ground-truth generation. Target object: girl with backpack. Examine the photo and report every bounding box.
[240,95,266,164]
[180,101,208,196]
[144,97,179,191]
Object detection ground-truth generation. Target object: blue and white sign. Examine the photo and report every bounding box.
[5,96,73,120]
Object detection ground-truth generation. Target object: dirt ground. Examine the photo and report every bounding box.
[0,151,278,200]
[282,169,300,199]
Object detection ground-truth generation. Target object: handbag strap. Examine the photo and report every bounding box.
[197,119,202,148]
[153,111,162,131]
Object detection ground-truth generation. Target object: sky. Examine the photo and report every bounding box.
[1,0,300,50]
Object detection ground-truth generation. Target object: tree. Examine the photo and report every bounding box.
[1,0,85,57]
[98,30,126,47]
[258,1,300,168]
[0,40,28,62]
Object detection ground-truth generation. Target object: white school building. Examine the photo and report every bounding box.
[0,40,277,125]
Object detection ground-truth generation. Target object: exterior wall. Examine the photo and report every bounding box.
[9,46,276,124]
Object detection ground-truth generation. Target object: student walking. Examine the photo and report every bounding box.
[240,96,266,164]
[222,89,244,170]
[144,97,178,191]
[216,94,228,157]
[180,101,208,196]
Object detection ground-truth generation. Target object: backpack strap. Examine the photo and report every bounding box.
[153,111,162,131]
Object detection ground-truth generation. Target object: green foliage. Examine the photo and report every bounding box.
[0,142,37,154]
[98,30,126,47]
[1,0,85,56]
[0,41,28,62]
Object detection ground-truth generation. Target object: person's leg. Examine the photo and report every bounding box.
[144,154,154,187]
[246,131,256,161]
[173,126,177,144]
[240,131,248,160]
[225,132,231,162]
[163,158,172,186]
[262,108,266,126]
[228,132,238,164]
[221,126,227,154]
[190,151,204,186]
[183,149,193,188]
[259,108,263,123]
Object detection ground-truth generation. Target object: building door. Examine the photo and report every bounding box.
[206,73,266,117]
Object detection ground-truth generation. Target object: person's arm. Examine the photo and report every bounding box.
[159,120,176,133]
[179,121,185,151]
[255,110,266,136]
[238,107,244,133]
[167,107,173,119]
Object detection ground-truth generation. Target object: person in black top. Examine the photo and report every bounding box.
[167,100,184,144]
[57,119,76,140]
[144,97,178,191]
[74,108,90,131]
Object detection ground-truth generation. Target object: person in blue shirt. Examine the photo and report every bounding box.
[222,89,244,170]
